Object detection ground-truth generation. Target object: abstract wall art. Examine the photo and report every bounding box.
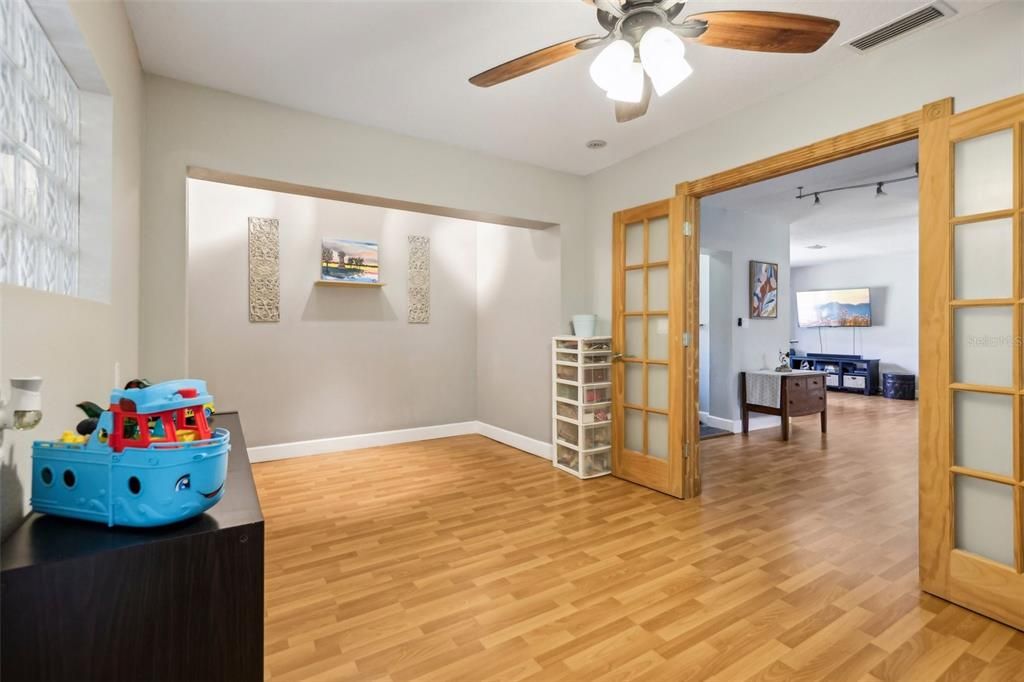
[407,235,430,324]
[749,260,778,319]
[248,217,280,322]
[321,239,380,283]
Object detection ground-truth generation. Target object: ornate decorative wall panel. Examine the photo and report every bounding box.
[407,235,429,324]
[248,217,280,322]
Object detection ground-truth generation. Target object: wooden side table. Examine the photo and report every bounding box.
[741,370,828,440]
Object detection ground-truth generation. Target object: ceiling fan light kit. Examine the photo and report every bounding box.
[470,1,840,122]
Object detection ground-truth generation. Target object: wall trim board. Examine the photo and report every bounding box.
[699,412,734,432]
[247,421,552,463]
[476,422,553,460]
[701,411,780,434]
[738,415,783,433]
[186,166,557,231]
[247,422,479,462]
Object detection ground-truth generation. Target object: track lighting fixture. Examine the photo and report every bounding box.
[795,168,918,204]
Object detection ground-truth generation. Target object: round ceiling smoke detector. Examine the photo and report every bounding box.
[586,139,608,150]
[806,244,827,250]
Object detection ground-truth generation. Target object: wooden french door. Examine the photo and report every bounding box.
[919,94,1024,630]
[611,198,698,498]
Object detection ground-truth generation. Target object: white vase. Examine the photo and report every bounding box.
[572,314,597,338]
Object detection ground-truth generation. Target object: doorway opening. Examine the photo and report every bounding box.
[696,139,920,440]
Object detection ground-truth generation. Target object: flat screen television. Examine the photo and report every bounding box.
[796,288,872,328]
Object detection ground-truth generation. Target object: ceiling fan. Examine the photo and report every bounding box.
[469,1,840,123]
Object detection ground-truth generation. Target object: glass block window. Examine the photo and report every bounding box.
[0,0,80,295]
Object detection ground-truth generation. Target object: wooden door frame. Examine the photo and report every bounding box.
[672,102,940,506]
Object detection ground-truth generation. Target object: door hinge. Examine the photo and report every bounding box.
[684,442,690,459]
[682,331,692,347]
[683,221,693,237]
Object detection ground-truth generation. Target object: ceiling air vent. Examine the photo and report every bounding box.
[845,1,956,53]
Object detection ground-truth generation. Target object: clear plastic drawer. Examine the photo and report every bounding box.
[582,450,610,477]
[556,420,578,446]
[584,424,611,450]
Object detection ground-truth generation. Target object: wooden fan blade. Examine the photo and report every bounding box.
[470,35,599,87]
[686,11,840,53]
[615,75,652,123]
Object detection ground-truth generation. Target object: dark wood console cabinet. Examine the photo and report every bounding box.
[789,353,881,396]
[1,412,263,682]
[741,371,828,441]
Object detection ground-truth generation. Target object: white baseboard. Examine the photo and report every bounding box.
[699,412,734,432]
[700,411,780,434]
[741,415,782,433]
[248,420,552,463]
[476,422,552,460]
[247,421,479,462]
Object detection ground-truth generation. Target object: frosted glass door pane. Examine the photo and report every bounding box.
[648,266,669,311]
[647,364,669,411]
[955,129,1013,217]
[647,413,669,460]
[954,218,1013,299]
[648,216,669,262]
[625,363,643,406]
[648,316,669,361]
[625,409,644,452]
[625,222,644,265]
[626,269,644,312]
[625,317,643,358]
[954,475,1015,567]
[954,306,1013,387]
[954,391,1013,476]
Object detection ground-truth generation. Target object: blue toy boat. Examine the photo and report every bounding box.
[31,379,230,527]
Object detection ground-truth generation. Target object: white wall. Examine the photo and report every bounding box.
[141,75,587,384]
[1,1,144,537]
[585,1,1024,325]
[187,180,561,449]
[701,206,791,421]
[476,223,562,443]
[791,253,919,379]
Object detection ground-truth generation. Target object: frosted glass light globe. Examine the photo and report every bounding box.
[589,39,635,92]
[639,26,692,96]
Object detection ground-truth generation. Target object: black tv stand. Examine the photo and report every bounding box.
[789,353,881,396]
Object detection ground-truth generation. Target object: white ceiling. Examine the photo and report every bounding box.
[124,0,991,175]
[703,140,919,266]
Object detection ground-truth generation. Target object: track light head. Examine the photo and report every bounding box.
[875,182,887,197]
[813,193,821,206]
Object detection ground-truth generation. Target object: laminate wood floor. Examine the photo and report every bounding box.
[253,394,1024,681]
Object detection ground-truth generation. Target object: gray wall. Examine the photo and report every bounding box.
[700,206,791,421]
[476,223,562,443]
[705,250,734,422]
[791,252,919,378]
[698,254,710,412]
[1,1,144,538]
[142,75,587,383]
[187,179,560,448]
